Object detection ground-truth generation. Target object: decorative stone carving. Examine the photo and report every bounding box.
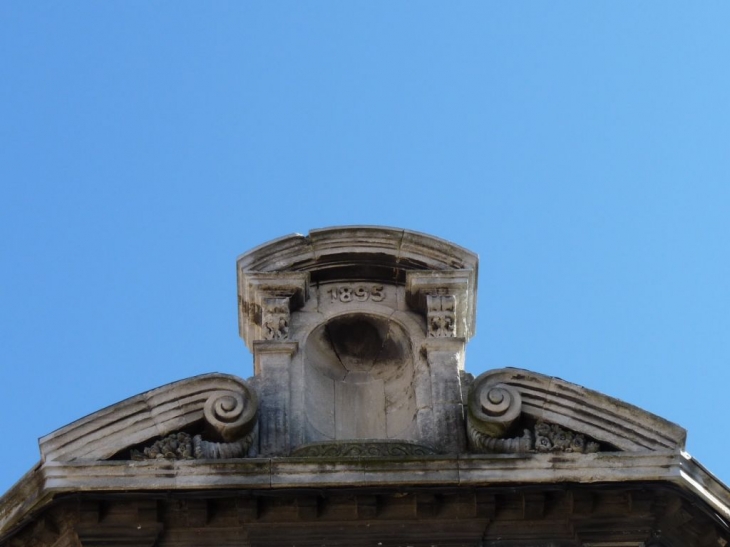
[131,387,259,460]
[467,380,523,438]
[291,440,438,458]
[466,376,600,454]
[238,271,309,349]
[468,368,687,452]
[132,432,196,460]
[203,387,258,442]
[467,427,534,453]
[406,271,474,340]
[533,421,600,454]
[426,294,456,337]
[467,420,599,454]
[262,297,290,340]
[130,427,258,460]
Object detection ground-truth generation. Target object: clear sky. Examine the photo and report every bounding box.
[1,3,729,494]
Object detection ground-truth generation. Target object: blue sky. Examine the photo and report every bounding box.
[1,3,729,494]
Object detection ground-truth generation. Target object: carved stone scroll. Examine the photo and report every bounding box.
[204,387,258,442]
[467,378,523,438]
[466,375,600,454]
[131,383,260,460]
[467,368,686,452]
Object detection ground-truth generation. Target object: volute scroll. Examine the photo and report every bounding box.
[131,382,260,461]
[465,367,691,454]
[466,377,533,453]
[204,386,258,442]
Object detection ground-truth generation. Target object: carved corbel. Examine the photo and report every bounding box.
[238,271,309,349]
[426,294,456,337]
[405,270,474,339]
[262,297,290,340]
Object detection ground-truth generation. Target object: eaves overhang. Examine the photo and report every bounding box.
[1,451,730,543]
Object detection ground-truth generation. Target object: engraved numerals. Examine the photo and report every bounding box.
[327,285,385,303]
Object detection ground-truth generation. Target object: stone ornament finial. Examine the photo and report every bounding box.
[235,228,480,455]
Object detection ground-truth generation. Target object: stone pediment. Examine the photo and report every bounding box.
[38,227,684,465]
[37,365,687,466]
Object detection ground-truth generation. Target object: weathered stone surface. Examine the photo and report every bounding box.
[290,440,438,458]
[3,226,730,546]
[466,368,686,453]
[234,227,481,456]
[39,374,258,463]
[3,451,730,540]
[9,483,726,547]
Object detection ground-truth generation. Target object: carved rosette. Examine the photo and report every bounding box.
[533,421,599,454]
[131,383,260,460]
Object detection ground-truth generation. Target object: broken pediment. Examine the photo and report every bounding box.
[3,226,730,546]
[465,368,686,454]
[37,227,687,464]
[39,374,260,463]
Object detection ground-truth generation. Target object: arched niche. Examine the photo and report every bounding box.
[303,312,417,443]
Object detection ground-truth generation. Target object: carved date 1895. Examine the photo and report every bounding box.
[328,285,385,303]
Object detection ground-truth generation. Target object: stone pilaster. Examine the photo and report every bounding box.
[406,270,473,454]
[421,337,467,453]
[253,341,298,456]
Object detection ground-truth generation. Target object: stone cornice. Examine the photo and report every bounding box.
[2,451,729,540]
[236,226,479,278]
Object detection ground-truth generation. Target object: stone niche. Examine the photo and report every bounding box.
[237,226,478,456]
[304,312,417,442]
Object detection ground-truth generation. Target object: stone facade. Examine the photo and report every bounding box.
[1,226,728,547]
